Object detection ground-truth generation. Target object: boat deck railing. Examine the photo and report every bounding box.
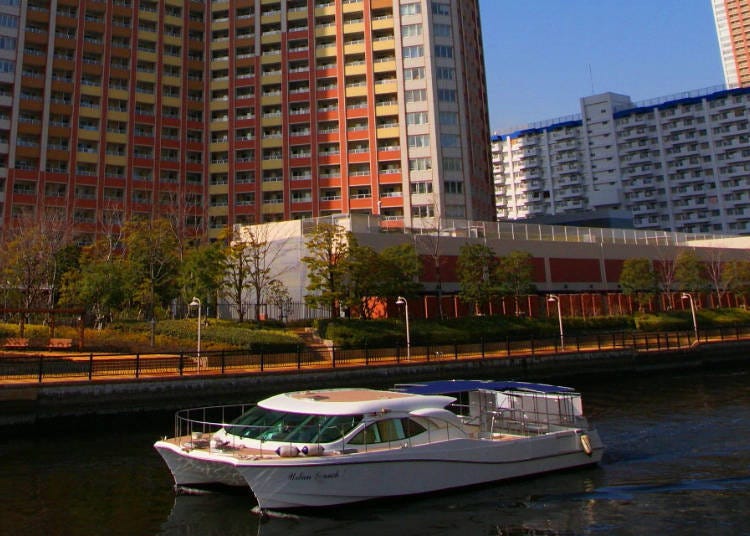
[170,402,478,456]
[449,392,584,438]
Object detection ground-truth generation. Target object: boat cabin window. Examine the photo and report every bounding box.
[348,418,426,445]
[226,407,362,443]
[226,407,286,438]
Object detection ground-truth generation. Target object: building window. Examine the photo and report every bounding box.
[444,181,463,194]
[400,3,421,16]
[402,45,423,59]
[434,45,453,58]
[401,23,422,37]
[406,112,428,125]
[443,157,463,172]
[439,111,458,125]
[412,205,435,218]
[0,14,18,28]
[409,157,432,171]
[440,134,460,147]
[433,23,451,37]
[408,134,430,148]
[410,182,433,194]
[0,36,15,50]
[405,89,427,102]
[438,89,456,102]
[436,67,455,80]
[404,67,425,80]
[431,2,450,16]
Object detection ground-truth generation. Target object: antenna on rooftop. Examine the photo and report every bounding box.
[588,63,595,94]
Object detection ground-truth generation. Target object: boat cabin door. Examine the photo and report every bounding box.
[475,389,500,437]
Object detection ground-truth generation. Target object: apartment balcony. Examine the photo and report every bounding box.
[315,3,337,17]
[372,37,395,52]
[372,15,394,32]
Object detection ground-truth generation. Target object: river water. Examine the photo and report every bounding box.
[1,365,749,536]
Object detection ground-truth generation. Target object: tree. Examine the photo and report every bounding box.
[495,251,535,315]
[724,260,750,307]
[178,241,227,318]
[223,240,252,322]
[58,239,130,328]
[377,242,423,301]
[122,217,180,326]
[265,279,293,322]
[674,249,708,293]
[301,222,351,318]
[619,257,659,312]
[456,242,498,315]
[0,224,48,313]
[702,250,750,308]
[0,215,72,334]
[340,238,382,319]
[236,225,291,321]
[654,247,679,309]
[338,241,423,320]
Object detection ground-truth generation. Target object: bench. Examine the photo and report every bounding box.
[48,338,73,350]
[3,337,29,350]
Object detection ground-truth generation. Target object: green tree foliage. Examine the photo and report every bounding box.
[0,216,71,317]
[674,249,708,293]
[456,243,498,315]
[619,257,659,312]
[377,243,423,300]
[122,217,180,320]
[712,259,750,307]
[178,241,226,317]
[301,222,351,318]
[496,251,536,315]
[52,244,81,306]
[339,241,423,319]
[59,239,130,327]
[223,240,252,322]
[341,238,381,319]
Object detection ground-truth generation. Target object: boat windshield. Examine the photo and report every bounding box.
[225,406,362,443]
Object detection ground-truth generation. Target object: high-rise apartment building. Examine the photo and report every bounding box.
[0,0,494,243]
[493,86,750,235]
[712,0,750,88]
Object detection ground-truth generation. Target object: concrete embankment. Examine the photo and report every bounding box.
[1,340,748,426]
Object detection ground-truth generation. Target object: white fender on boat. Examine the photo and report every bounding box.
[276,445,300,457]
[580,433,593,456]
[301,444,325,456]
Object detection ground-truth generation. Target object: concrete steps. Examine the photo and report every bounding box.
[291,328,332,361]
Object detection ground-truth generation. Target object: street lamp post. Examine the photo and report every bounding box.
[189,297,202,371]
[547,294,564,351]
[681,292,698,343]
[395,296,410,361]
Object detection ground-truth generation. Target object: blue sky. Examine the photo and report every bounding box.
[479,0,725,133]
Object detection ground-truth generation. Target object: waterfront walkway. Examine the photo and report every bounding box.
[1,325,748,387]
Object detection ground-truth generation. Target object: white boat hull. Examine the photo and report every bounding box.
[234,429,603,510]
[154,440,246,488]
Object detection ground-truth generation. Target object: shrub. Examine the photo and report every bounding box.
[563,315,635,333]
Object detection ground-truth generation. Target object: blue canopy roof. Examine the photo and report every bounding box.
[392,379,576,396]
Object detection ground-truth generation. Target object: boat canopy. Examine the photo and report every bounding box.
[392,380,577,396]
[259,388,456,416]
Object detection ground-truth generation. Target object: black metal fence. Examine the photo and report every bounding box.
[2,325,749,384]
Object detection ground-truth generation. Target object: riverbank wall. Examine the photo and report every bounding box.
[1,340,748,426]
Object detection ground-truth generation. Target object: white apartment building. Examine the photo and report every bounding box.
[492,86,750,234]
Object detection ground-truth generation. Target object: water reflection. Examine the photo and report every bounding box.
[160,468,609,536]
[161,494,259,536]
[1,367,749,535]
